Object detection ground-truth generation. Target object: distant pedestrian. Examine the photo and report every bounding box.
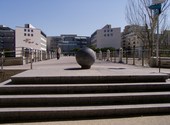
[56,47,61,60]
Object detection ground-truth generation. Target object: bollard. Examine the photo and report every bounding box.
[133,47,135,65]
[142,49,144,66]
[106,49,110,61]
[114,51,116,63]
[126,50,128,64]
[99,51,102,60]
[30,50,33,69]
[119,48,123,63]
[1,51,4,71]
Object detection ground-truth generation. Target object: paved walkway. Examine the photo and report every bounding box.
[3,56,170,78]
[2,115,170,125]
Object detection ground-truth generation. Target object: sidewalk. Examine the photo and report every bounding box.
[3,115,170,125]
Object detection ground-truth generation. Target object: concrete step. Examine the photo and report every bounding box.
[1,103,170,123]
[1,82,170,95]
[10,74,169,84]
[1,92,170,107]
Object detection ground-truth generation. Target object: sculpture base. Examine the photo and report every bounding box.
[81,65,91,69]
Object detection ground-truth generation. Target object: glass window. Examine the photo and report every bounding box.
[104,30,106,32]
[107,34,109,36]
[31,34,33,37]
[24,29,27,32]
[28,29,30,32]
[28,34,30,36]
[107,30,109,32]
[104,34,106,37]
[31,30,33,32]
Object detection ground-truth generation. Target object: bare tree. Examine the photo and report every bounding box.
[126,0,170,58]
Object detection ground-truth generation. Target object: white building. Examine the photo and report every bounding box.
[91,25,121,49]
[15,24,47,60]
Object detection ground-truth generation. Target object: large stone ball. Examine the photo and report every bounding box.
[76,47,96,69]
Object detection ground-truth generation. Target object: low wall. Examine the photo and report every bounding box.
[0,57,24,66]
[149,57,170,68]
[0,70,26,83]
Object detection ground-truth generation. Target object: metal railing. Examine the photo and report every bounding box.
[96,49,170,68]
[0,47,58,70]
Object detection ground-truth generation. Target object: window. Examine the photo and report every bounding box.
[28,29,30,32]
[31,34,33,37]
[107,34,109,36]
[111,33,113,36]
[104,30,106,32]
[104,34,106,37]
[107,30,109,32]
[28,34,30,36]
[31,30,33,32]
[24,33,26,36]
[24,29,27,32]
[111,29,113,32]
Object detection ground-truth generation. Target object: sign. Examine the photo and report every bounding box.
[154,9,161,15]
[152,0,166,5]
[149,3,161,10]
[149,3,162,15]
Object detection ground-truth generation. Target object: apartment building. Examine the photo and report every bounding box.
[15,24,47,60]
[91,24,121,49]
[0,25,15,57]
[122,25,143,50]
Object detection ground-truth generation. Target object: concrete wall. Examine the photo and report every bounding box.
[15,25,47,57]
[16,28,41,50]
[97,28,121,49]
[0,57,24,66]
[91,25,121,49]
[149,57,170,68]
[0,70,26,83]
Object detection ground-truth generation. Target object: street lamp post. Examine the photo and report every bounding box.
[149,0,165,71]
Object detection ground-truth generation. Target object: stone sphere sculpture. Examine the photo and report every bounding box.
[76,47,96,69]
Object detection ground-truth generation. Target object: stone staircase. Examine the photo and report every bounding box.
[0,75,170,123]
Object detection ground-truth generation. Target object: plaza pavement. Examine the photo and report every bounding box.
[2,115,170,125]
[3,56,170,79]
[1,56,170,125]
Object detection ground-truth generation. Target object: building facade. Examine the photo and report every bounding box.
[0,25,15,57]
[47,34,90,55]
[15,24,47,60]
[91,24,121,49]
[122,25,143,50]
[121,25,148,59]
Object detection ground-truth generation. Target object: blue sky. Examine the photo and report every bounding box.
[1,0,128,36]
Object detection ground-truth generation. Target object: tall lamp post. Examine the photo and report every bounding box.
[149,0,166,69]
